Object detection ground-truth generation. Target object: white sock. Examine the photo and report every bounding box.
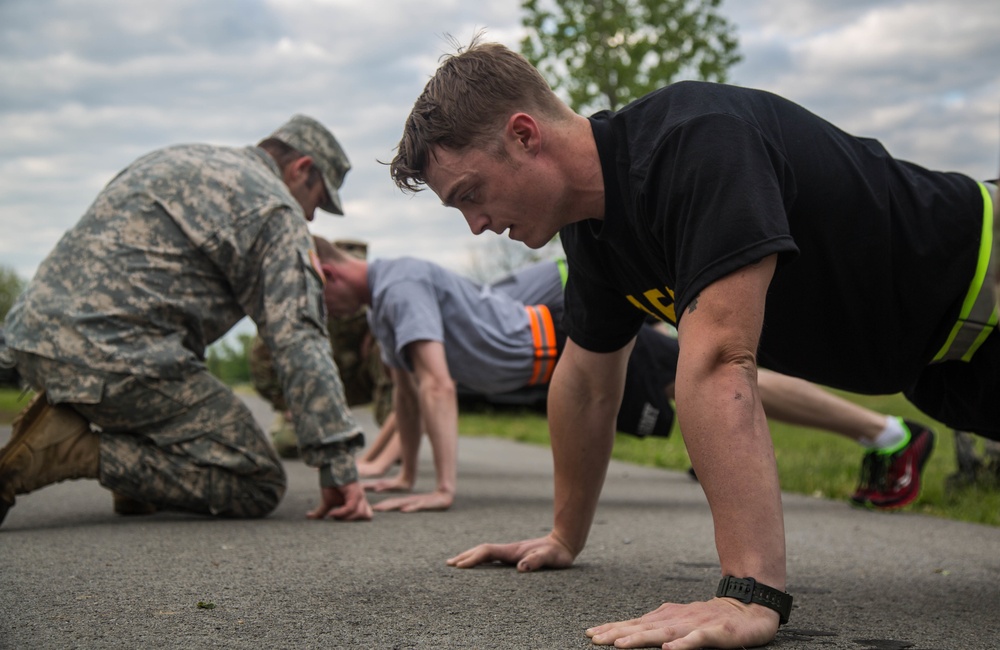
[860,416,907,450]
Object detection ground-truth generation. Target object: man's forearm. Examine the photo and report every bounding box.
[545,347,624,556]
[271,334,365,469]
[392,371,422,485]
[676,365,786,588]
[417,379,458,495]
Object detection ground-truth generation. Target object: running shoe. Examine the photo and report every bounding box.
[849,420,935,510]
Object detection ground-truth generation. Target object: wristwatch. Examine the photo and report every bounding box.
[716,576,793,625]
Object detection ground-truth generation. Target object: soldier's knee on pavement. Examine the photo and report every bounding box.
[223,476,286,518]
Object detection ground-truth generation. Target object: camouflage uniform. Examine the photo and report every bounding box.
[249,240,394,435]
[251,314,392,418]
[4,118,363,517]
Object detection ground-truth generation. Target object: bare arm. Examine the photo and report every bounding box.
[362,367,419,490]
[448,337,632,570]
[547,338,632,555]
[676,256,784,587]
[370,340,457,512]
[589,255,785,649]
[360,410,398,462]
[357,411,401,478]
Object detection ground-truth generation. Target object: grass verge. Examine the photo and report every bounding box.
[0,387,31,423]
[458,390,1000,528]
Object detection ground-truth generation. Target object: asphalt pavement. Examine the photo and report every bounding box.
[1,395,999,649]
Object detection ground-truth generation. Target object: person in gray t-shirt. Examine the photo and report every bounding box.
[315,238,559,512]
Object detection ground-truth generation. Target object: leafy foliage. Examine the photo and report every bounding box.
[205,332,255,385]
[0,266,27,323]
[521,0,741,113]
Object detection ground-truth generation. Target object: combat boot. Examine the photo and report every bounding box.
[0,391,100,525]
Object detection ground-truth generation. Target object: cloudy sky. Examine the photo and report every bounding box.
[2,0,998,287]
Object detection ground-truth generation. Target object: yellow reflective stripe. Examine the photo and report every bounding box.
[556,257,568,288]
[932,182,998,362]
[964,309,998,362]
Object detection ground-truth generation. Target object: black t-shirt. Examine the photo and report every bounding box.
[561,81,983,394]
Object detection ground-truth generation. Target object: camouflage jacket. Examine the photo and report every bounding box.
[5,144,361,482]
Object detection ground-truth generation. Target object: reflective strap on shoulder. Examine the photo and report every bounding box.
[525,304,559,385]
[931,181,999,363]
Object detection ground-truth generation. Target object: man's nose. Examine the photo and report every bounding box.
[464,212,489,235]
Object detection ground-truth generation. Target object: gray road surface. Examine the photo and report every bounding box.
[1,395,998,649]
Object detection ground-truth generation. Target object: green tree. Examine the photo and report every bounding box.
[0,266,27,322]
[521,0,741,113]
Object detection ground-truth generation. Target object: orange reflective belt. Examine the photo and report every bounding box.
[525,304,558,385]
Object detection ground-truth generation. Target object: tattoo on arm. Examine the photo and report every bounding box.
[687,295,699,314]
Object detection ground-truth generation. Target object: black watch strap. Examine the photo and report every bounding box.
[716,576,793,625]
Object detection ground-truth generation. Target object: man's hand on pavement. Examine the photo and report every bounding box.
[585,597,779,649]
[372,490,453,513]
[446,533,576,572]
[306,481,373,521]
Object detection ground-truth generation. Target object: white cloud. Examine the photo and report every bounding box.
[726,0,999,179]
[1,0,998,299]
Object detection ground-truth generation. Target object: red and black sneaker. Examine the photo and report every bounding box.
[849,420,935,510]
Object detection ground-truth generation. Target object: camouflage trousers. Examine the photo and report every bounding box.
[14,352,286,518]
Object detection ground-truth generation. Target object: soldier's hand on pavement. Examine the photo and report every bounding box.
[585,597,779,650]
[372,490,453,513]
[362,475,413,493]
[306,482,373,521]
[446,533,576,572]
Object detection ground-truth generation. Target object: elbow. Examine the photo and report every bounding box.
[682,343,759,391]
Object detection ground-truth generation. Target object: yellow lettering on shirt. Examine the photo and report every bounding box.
[626,287,677,324]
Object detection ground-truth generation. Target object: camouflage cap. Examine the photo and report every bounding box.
[270,114,351,215]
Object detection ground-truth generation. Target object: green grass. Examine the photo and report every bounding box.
[458,391,1000,528]
[0,387,31,423]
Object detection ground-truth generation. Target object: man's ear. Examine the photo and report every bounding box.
[285,155,314,182]
[319,261,336,283]
[507,113,541,155]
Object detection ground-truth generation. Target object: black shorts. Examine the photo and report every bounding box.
[616,324,679,438]
[905,328,1000,441]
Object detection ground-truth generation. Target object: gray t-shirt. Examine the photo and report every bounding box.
[367,257,536,394]
[486,259,565,326]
